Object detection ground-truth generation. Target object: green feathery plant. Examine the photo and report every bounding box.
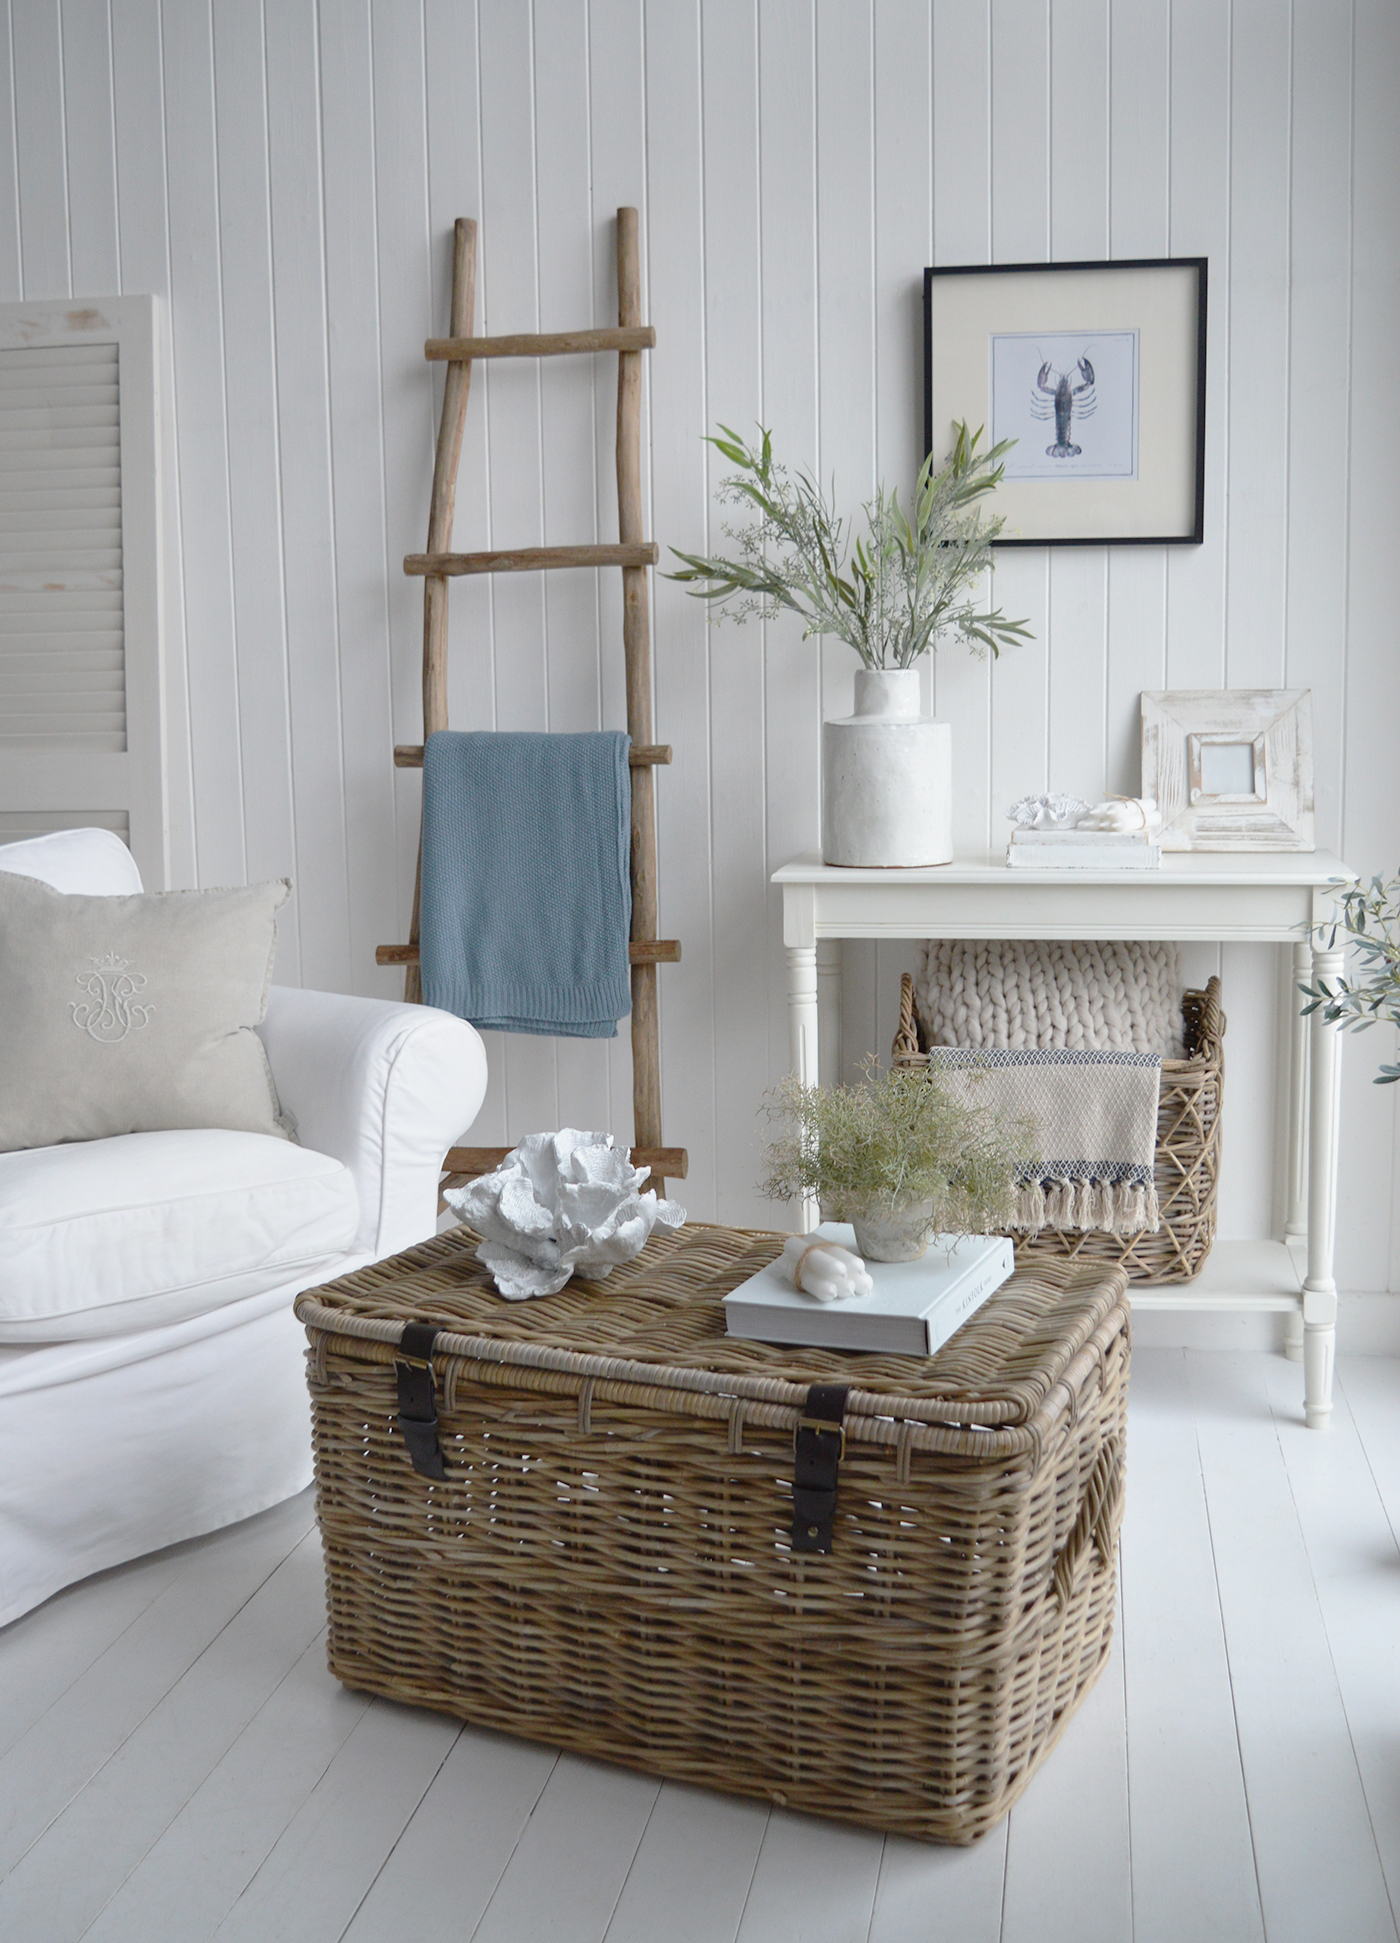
[666,422,1032,669]
[1300,872,1400,1083]
[759,1059,1033,1243]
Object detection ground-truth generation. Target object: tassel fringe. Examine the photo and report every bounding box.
[1014,1178,1159,1237]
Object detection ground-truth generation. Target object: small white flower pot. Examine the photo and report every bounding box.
[821,669,953,867]
[849,1198,936,1263]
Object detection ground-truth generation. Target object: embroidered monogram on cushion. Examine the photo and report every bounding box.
[69,952,154,1043]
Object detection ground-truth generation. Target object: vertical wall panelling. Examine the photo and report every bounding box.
[370,0,435,982]
[1165,0,1229,693]
[536,0,611,1143]
[871,0,931,1070]
[210,0,299,980]
[756,0,821,1123]
[1103,0,1169,799]
[12,0,68,297]
[161,0,245,888]
[475,0,555,1136]
[1045,0,1109,809]
[110,0,194,888]
[60,0,120,296]
[930,0,994,857]
[585,0,646,1153]
[0,1,21,301]
[318,0,394,998]
[265,0,354,993]
[815,0,878,1085]
[7,0,1392,1276]
[644,0,716,1213]
[987,0,1050,832]
[700,0,768,1219]
[1343,0,1400,1289]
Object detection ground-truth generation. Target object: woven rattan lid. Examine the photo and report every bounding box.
[295,1220,1127,1434]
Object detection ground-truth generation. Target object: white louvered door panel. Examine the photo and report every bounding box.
[0,299,164,886]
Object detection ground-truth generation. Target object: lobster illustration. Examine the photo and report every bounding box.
[1031,355,1096,458]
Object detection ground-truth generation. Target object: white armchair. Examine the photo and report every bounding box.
[0,829,487,1626]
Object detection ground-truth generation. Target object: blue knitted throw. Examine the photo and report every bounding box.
[420,730,632,1038]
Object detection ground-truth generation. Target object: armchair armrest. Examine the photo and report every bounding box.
[257,988,488,1259]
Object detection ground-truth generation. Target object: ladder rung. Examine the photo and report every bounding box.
[377,940,680,968]
[393,742,672,769]
[406,542,658,578]
[425,326,655,361]
[443,1144,688,1181]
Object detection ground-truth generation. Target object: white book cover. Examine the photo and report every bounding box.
[722,1224,1014,1355]
[1011,825,1150,845]
[1007,842,1161,869]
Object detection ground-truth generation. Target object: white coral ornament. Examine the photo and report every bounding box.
[780,1235,874,1304]
[444,1129,686,1299]
[1006,793,1089,829]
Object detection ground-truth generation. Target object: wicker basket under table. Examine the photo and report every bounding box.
[894,972,1226,1284]
[295,1223,1130,1845]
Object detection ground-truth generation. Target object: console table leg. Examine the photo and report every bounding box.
[816,940,842,1089]
[787,944,820,1232]
[1284,940,1312,1361]
[1302,943,1346,1429]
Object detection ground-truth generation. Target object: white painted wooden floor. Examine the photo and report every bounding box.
[3,1348,1399,1943]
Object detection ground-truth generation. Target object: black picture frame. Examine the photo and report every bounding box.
[923,256,1207,547]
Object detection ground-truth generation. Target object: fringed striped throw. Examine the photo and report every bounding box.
[926,1046,1163,1236]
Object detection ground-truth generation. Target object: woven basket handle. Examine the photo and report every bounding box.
[892,973,924,1063]
[1051,1435,1124,1606]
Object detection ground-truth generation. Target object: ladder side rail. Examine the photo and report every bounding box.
[406,217,477,1003]
[615,207,665,1193]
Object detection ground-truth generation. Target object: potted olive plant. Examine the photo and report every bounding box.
[668,424,1030,867]
[759,1059,1031,1262]
[1301,872,1400,1083]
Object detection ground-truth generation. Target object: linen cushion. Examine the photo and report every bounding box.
[0,870,292,1152]
[0,1128,360,1340]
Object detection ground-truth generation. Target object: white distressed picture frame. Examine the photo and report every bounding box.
[1141,689,1315,851]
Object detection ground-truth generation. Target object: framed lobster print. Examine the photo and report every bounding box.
[923,257,1207,546]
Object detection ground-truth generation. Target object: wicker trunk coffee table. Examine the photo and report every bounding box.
[295,1222,1129,1845]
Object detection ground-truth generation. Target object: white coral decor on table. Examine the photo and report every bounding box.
[443,1129,686,1299]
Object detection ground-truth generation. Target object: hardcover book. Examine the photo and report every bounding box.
[722,1224,1014,1355]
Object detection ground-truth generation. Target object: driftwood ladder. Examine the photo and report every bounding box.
[377,207,686,1198]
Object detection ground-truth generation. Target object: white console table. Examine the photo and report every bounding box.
[773,851,1356,1429]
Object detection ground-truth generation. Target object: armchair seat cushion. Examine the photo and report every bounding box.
[0,1128,360,1343]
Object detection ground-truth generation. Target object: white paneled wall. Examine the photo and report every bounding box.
[4,0,1397,1285]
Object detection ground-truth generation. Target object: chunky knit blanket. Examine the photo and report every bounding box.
[927,1046,1162,1236]
[915,939,1182,1234]
[915,939,1185,1059]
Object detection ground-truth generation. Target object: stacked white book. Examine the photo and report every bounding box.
[1007,826,1161,869]
[722,1224,1014,1355]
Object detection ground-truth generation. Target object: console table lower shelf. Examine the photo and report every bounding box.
[773,849,1356,1429]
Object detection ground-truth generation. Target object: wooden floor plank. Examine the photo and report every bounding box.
[467,1755,660,1943]
[206,1699,461,1943]
[1000,1603,1132,1943]
[0,1533,327,1943]
[732,1809,884,1943]
[1332,1357,1400,1549]
[0,1531,211,1763]
[1120,1350,1264,1943]
[1187,1350,1398,1943]
[866,1823,1007,1943]
[340,1727,559,1943]
[602,1782,768,1943]
[0,1492,314,1883]
[79,1633,371,1943]
[1267,1358,1400,1928]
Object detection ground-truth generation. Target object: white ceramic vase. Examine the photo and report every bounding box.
[821,668,953,867]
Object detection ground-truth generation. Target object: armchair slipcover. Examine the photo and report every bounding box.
[0,829,487,1625]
